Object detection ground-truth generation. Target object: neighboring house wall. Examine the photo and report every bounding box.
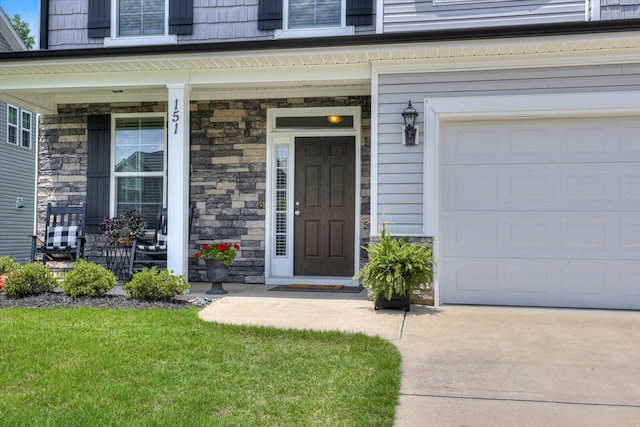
[382,0,586,33]
[38,96,371,282]
[0,102,36,263]
[376,63,640,235]
[601,0,640,19]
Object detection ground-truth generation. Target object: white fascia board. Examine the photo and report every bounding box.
[194,85,370,101]
[1,63,370,91]
[0,70,189,91]
[189,63,371,85]
[373,46,640,75]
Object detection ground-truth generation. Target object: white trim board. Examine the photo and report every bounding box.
[265,106,363,284]
[423,90,640,306]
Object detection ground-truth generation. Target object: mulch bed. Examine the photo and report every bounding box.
[0,292,211,310]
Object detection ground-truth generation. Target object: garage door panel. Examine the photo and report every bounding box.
[443,163,640,211]
[440,116,640,310]
[443,117,640,165]
[441,258,640,309]
[442,211,637,260]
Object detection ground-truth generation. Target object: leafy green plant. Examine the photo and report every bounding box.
[0,256,20,275]
[194,242,240,266]
[3,262,56,298]
[59,259,117,297]
[354,225,434,301]
[124,267,190,301]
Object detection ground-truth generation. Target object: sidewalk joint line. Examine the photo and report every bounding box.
[400,393,640,409]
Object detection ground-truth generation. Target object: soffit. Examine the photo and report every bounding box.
[1,31,639,77]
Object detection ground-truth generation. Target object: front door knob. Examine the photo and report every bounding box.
[294,210,301,216]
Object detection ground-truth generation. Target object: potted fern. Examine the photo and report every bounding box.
[353,225,434,312]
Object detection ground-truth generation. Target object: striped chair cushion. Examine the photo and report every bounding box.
[138,233,167,251]
[137,244,167,251]
[46,225,78,249]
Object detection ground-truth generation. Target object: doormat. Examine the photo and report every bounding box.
[269,284,364,293]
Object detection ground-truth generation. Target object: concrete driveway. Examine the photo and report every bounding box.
[195,284,640,426]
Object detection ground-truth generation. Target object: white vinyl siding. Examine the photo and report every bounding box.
[375,64,640,236]
[383,0,586,33]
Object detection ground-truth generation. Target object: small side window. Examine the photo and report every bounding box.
[21,110,32,149]
[7,105,18,145]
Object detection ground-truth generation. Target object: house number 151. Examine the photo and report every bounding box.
[172,98,180,134]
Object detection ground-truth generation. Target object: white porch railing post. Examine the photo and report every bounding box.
[166,84,191,278]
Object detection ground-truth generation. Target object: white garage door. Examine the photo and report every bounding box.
[440,116,640,310]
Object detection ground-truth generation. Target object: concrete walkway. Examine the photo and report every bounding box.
[194,283,640,426]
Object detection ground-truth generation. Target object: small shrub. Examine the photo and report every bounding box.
[0,256,20,275]
[60,259,117,297]
[3,262,56,298]
[124,267,189,301]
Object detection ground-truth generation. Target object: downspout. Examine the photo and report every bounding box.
[39,0,49,50]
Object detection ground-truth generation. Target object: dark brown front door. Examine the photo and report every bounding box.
[294,136,356,276]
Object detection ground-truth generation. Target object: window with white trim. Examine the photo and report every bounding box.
[118,0,166,37]
[275,145,289,256]
[7,105,18,145]
[113,115,166,221]
[277,0,354,38]
[433,0,505,5]
[21,111,32,149]
[288,0,342,29]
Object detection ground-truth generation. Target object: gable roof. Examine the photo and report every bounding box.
[0,7,27,52]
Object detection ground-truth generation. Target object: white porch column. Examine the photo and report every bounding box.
[166,84,191,278]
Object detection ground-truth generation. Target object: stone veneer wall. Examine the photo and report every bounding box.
[37,96,371,283]
[190,96,371,283]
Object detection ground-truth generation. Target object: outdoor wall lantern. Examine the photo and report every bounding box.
[401,101,419,146]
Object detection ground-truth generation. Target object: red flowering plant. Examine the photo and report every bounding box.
[194,242,240,266]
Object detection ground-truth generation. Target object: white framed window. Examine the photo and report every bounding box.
[105,0,176,47]
[276,0,354,38]
[21,110,32,149]
[111,114,167,221]
[7,105,18,145]
[274,145,289,257]
[433,0,506,5]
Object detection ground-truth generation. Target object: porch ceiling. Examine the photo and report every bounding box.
[1,30,639,114]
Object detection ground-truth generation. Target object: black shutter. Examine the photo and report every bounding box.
[169,0,193,35]
[347,0,372,26]
[88,0,110,38]
[87,115,111,234]
[258,0,282,30]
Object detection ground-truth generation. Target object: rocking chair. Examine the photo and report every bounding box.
[128,205,193,278]
[30,203,87,265]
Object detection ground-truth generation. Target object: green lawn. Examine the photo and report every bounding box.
[0,307,401,426]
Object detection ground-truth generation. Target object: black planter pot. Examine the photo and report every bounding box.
[204,258,228,295]
[375,292,411,312]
